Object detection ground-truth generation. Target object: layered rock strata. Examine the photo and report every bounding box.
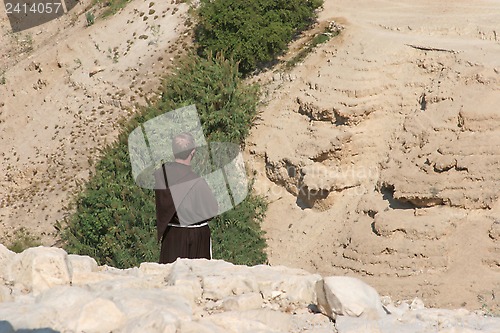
[246,0,500,309]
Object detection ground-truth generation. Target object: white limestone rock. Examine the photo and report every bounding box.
[106,288,192,322]
[165,259,205,303]
[336,306,500,333]
[0,302,59,330]
[0,247,498,333]
[323,276,386,319]
[0,245,15,279]
[7,247,71,295]
[67,254,97,274]
[222,292,263,311]
[178,319,226,333]
[203,310,287,333]
[168,259,321,306]
[235,309,293,332]
[0,284,13,303]
[410,297,425,310]
[75,298,127,333]
[122,311,179,333]
[139,262,172,276]
[34,285,95,327]
[67,254,99,285]
[202,274,258,300]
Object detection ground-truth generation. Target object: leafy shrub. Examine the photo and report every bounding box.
[211,193,267,265]
[62,54,266,268]
[195,0,323,74]
[62,140,159,267]
[157,52,259,143]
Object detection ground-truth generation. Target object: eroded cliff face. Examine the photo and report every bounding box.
[246,0,500,311]
[0,245,499,333]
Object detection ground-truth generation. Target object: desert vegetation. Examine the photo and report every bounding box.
[195,0,323,74]
[62,54,266,267]
[61,0,324,268]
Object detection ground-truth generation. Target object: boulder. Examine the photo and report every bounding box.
[0,303,59,331]
[7,247,70,295]
[169,259,321,306]
[107,288,192,322]
[67,254,98,285]
[323,276,386,319]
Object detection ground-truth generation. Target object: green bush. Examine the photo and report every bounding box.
[85,12,95,26]
[211,193,267,265]
[62,54,267,268]
[62,140,159,268]
[195,0,323,74]
[157,52,259,143]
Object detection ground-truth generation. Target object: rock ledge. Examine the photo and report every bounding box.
[0,245,498,333]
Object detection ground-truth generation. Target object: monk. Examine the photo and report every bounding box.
[153,132,218,264]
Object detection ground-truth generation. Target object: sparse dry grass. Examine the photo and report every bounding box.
[7,227,42,253]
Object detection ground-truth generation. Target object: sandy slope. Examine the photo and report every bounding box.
[0,0,190,244]
[246,0,500,310]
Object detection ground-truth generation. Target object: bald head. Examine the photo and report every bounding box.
[172,132,195,160]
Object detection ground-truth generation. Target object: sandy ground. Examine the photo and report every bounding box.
[0,0,499,314]
[246,0,500,311]
[0,0,190,244]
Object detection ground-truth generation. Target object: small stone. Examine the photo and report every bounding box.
[271,291,283,299]
[410,297,425,310]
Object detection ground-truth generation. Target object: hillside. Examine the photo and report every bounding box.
[247,0,500,311]
[0,0,190,244]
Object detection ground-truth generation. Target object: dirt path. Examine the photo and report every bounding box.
[246,0,500,311]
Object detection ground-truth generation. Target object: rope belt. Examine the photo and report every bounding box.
[167,222,209,228]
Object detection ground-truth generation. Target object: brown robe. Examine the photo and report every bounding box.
[153,162,218,263]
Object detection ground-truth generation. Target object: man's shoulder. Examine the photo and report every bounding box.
[162,162,201,184]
